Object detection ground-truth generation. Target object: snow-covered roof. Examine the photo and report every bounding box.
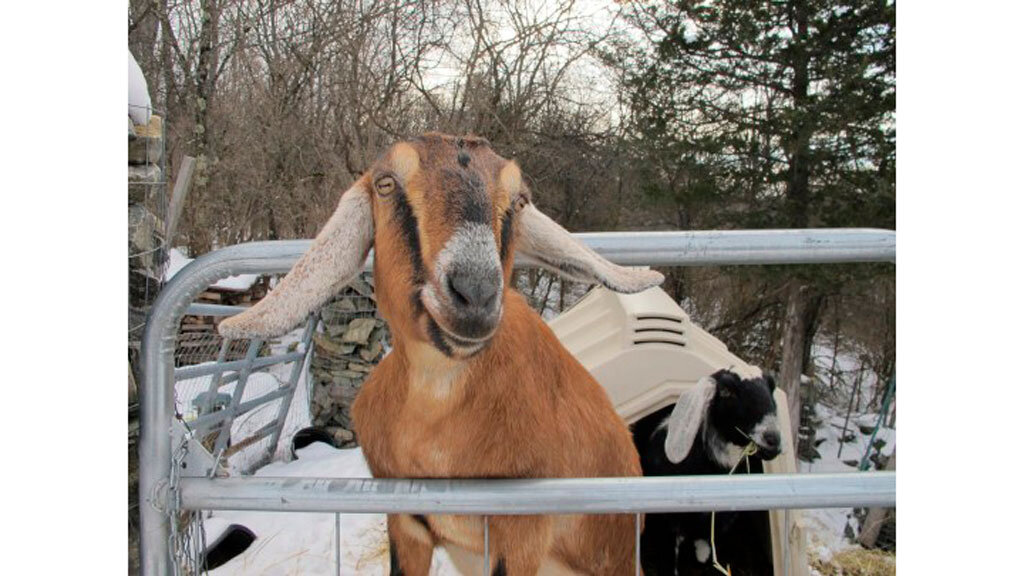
[165,248,260,292]
[129,50,152,126]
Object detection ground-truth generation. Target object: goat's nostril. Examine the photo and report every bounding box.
[483,292,497,309]
[448,275,469,306]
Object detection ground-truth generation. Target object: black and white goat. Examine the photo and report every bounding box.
[633,369,783,576]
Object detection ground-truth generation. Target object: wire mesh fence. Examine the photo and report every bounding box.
[317,276,379,326]
[129,110,168,379]
[129,107,168,576]
[174,329,270,368]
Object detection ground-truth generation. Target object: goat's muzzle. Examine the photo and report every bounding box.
[423,223,504,353]
[750,413,782,460]
[761,432,782,459]
[754,429,782,460]
[437,259,502,341]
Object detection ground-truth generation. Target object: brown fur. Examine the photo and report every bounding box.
[352,133,642,575]
[355,293,640,575]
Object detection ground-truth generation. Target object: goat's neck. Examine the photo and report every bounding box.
[400,339,471,404]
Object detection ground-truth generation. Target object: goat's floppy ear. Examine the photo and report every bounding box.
[664,376,717,464]
[218,178,374,339]
[517,204,663,294]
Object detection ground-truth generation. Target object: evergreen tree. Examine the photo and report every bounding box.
[619,0,895,442]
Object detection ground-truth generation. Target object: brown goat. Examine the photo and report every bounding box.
[219,133,663,575]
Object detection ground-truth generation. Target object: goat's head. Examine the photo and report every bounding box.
[663,369,782,466]
[218,133,664,358]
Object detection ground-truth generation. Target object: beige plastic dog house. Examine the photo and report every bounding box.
[549,286,810,576]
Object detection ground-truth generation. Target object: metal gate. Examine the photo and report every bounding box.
[140,229,897,575]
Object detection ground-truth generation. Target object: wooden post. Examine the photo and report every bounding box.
[858,448,895,548]
[165,155,196,244]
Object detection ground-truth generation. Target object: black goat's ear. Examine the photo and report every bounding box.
[664,376,717,464]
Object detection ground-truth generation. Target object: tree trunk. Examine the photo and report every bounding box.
[128,0,158,79]
[785,0,813,231]
[779,282,821,446]
[158,0,178,114]
[192,0,221,175]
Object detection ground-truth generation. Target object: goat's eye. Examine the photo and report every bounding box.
[513,194,529,212]
[375,175,396,196]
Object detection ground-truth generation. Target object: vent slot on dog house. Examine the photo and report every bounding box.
[632,338,687,347]
[549,286,810,576]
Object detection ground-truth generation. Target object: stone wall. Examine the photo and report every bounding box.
[308,273,390,447]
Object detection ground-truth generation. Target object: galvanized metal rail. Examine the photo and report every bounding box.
[140,228,896,576]
[180,472,895,515]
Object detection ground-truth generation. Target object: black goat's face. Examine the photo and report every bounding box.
[663,369,783,466]
[708,370,782,460]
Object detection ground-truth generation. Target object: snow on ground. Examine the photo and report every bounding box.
[810,341,879,394]
[799,400,895,564]
[203,444,461,576]
[165,248,261,292]
[795,339,895,568]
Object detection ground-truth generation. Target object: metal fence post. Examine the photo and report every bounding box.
[483,516,489,575]
[139,323,174,576]
[142,241,312,576]
[635,512,642,576]
[335,512,342,576]
[140,287,188,576]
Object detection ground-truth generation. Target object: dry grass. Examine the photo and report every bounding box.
[811,548,896,576]
[354,523,390,572]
